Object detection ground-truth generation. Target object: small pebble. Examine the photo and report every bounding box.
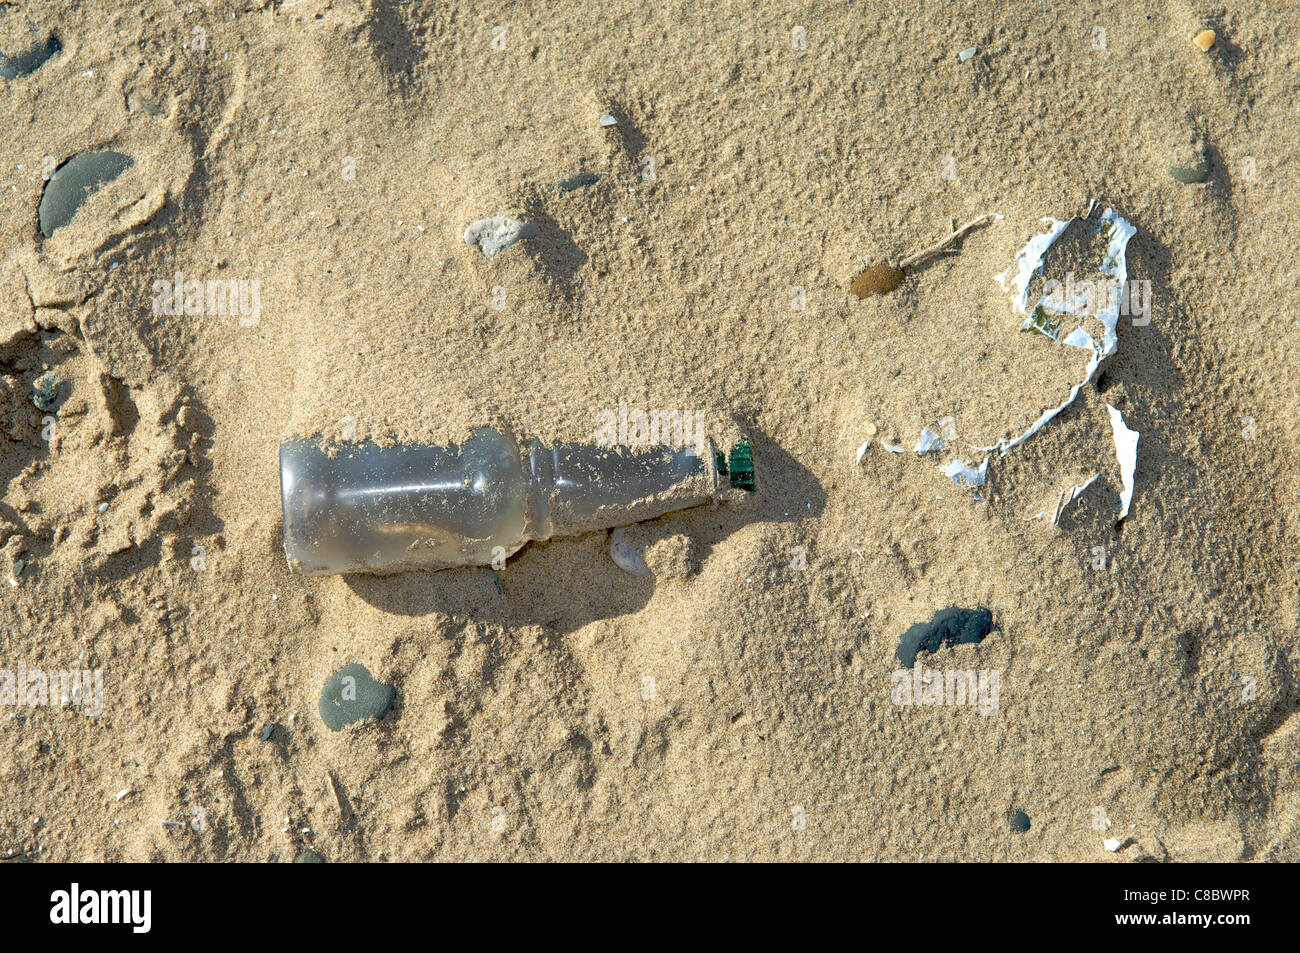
[896,607,998,667]
[1104,837,1122,852]
[1193,29,1216,52]
[958,46,977,62]
[556,171,600,192]
[318,663,395,731]
[0,31,61,80]
[260,723,275,742]
[598,113,618,127]
[1169,148,1212,184]
[1009,810,1030,833]
[464,216,538,257]
[609,528,652,578]
[31,371,63,412]
[38,152,134,237]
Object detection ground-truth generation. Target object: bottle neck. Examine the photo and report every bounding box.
[525,439,719,541]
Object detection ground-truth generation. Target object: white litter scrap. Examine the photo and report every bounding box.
[1107,404,1139,519]
[942,457,988,487]
[855,205,1141,517]
[984,206,1137,455]
[914,427,946,455]
[1053,472,1099,525]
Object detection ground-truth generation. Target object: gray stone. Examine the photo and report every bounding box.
[0,32,60,80]
[31,371,63,412]
[38,152,133,237]
[318,663,395,731]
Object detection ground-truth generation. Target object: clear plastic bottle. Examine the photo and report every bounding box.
[279,428,754,576]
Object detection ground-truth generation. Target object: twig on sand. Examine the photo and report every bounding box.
[897,213,1003,270]
[851,212,1002,298]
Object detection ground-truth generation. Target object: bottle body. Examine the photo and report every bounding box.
[279,428,725,576]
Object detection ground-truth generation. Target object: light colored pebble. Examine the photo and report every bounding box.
[464,216,539,257]
[610,528,653,578]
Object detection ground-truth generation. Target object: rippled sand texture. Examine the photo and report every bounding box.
[1,0,1298,860]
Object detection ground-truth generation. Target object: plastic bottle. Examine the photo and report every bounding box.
[279,428,755,576]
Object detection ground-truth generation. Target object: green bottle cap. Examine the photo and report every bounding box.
[727,437,755,492]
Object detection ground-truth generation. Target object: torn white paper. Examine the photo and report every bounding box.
[881,440,907,454]
[1107,404,1139,519]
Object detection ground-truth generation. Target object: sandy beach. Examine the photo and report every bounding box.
[1,0,1298,861]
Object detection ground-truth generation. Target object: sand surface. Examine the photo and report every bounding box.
[2,0,1299,861]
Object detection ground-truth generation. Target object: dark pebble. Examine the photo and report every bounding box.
[0,32,61,80]
[37,151,133,236]
[1169,149,1212,184]
[896,607,997,667]
[1009,810,1030,833]
[318,662,395,731]
[31,371,63,412]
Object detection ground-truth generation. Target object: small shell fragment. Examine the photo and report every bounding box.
[464,216,539,257]
[598,113,618,127]
[610,528,652,578]
[1193,29,1216,52]
[958,46,977,62]
[851,263,905,298]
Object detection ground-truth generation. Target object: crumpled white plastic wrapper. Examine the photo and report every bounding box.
[942,457,988,487]
[914,428,946,455]
[983,206,1137,455]
[1107,405,1139,519]
[857,205,1141,516]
